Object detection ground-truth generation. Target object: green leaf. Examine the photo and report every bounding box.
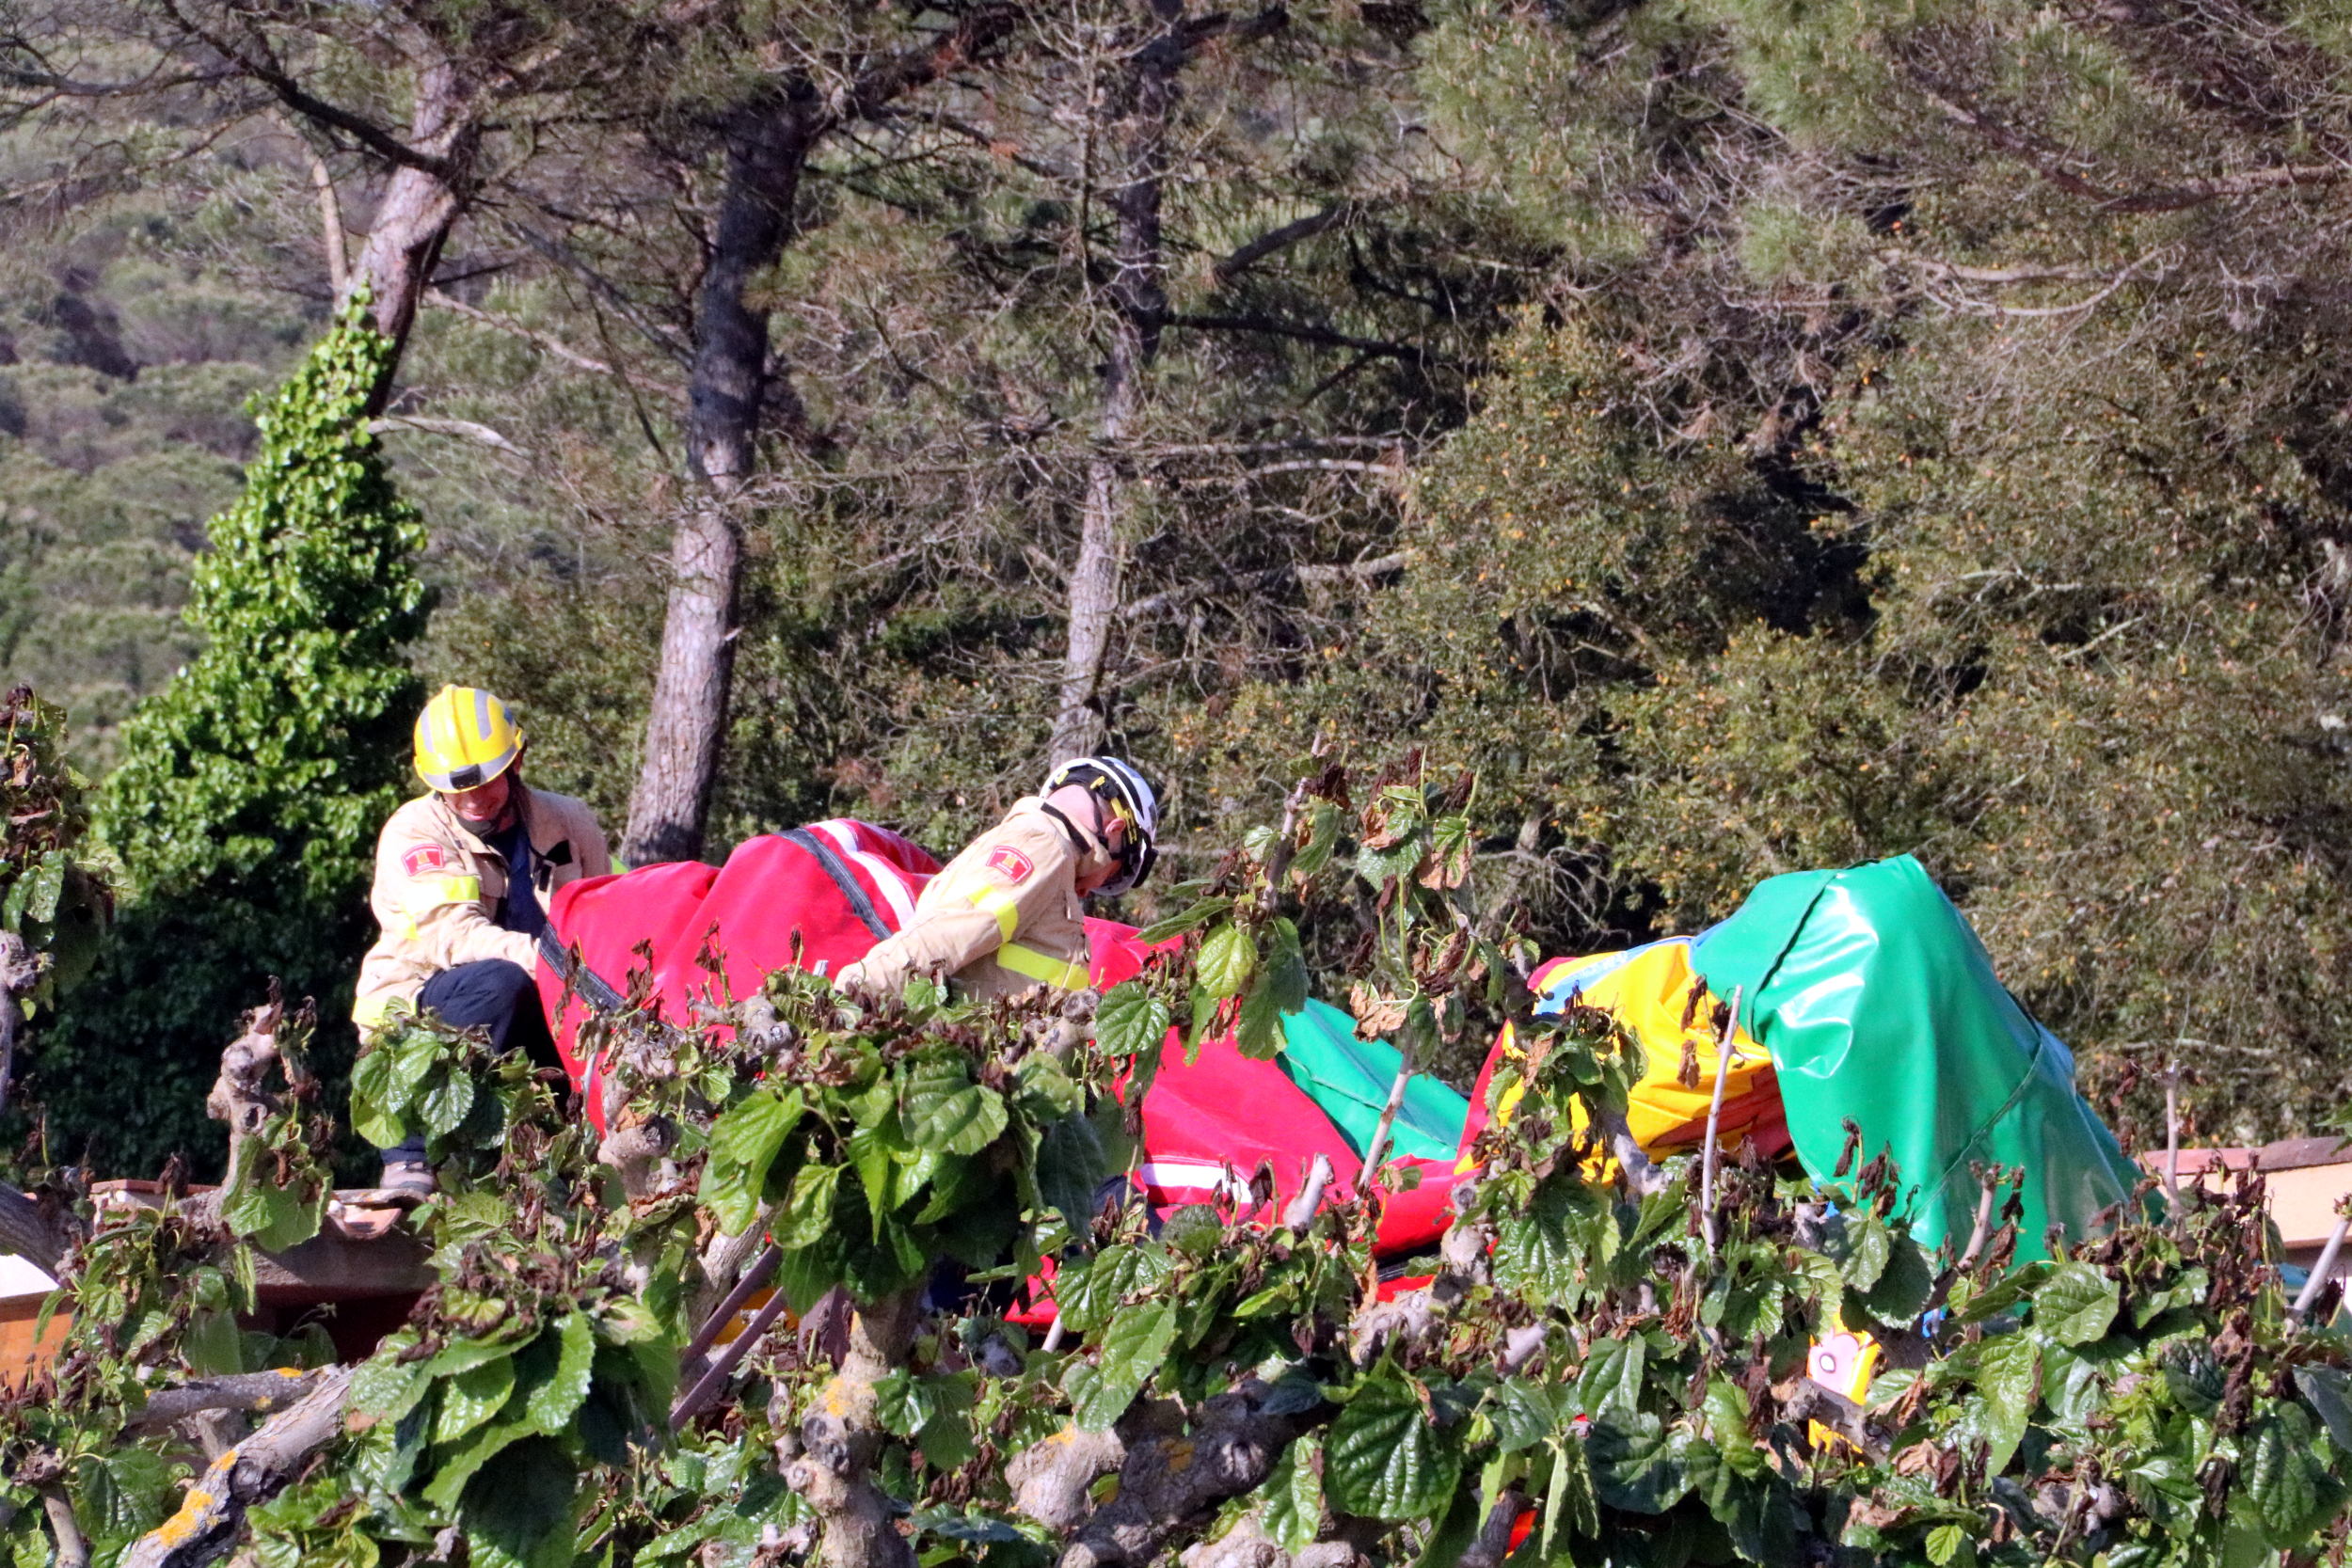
[418,1069,475,1139]
[183,1308,244,1376]
[459,1434,578,1568]
[2032,1262,2121,1346]
[351,1349,431,1425]
[423,1413,533,1512]
[1955,1260,2051,1324]
[1575,1335,1645,1418]
[1261,1436,1325,1553]
[432,1353,518,1447]
[1585,1413,1692,1514]
[1831,1212,1892,1293]
[1546,1436,1599,1543]
[1262,918,1310,1014]
[525,1315,596,1433]
[350,1045,406,1147]
[2246,1406,2343,1546]
[1134,897,1228,944]
[2295,1365,2352,1453]
[1015,1053,1083,1120]
[1484,1380,1558,1452]
[1970,1331,2040,1472]
[1234,974,1286,1060]
[1197,925,1257,1001]
[899,1057,1009,1156]
[710,1086,804,1175]
[1071,1299,1177,1431]
[1035,1115,1107,1235]
[1490,1180,1595,1302]
[1055,1243,1171,1333]
[1094,982,1172,1064]
[773,1162,844,1250]
[1327,1373,1461,1520]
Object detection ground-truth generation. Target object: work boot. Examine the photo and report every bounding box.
[377,1158,437,1200]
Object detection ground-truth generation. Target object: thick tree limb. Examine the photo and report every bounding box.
[370,415,523,454]
[1008,1424,1128,1531]
[1905,59,2352,213]
[785,1290,922,1568]
[1054,1382,1319,1568]
[0,930,36,1113]
[1156,312,1426,361]
[120,1365,355,1568]
[127,1370,328,1434]
[1214,203,1355,282]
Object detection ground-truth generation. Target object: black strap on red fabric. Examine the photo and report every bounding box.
[782,827,891,941]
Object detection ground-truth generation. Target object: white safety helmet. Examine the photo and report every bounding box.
[1043,755,1160,895]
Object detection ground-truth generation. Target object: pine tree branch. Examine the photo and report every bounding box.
[1125,550,1412,620]
[147,0,453,176]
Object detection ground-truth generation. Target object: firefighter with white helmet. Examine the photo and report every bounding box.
[354,685,611,1194]
[835,756,1160,1004]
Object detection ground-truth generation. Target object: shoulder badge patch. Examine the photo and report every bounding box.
[984,845,1035,883]
[403,844,449,879]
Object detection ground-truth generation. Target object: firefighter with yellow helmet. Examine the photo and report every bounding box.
[355,685,610,1194]
[835,756,1159,1003]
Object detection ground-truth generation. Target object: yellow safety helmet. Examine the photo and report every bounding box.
[414,685,523,793]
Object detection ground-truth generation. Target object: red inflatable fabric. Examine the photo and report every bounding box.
[536,820,1466,1262]
[538,819,937,1131]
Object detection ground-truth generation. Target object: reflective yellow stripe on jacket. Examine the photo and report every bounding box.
[398,875,484,940]
[967,883,1088,988]
[996,943,1091,990]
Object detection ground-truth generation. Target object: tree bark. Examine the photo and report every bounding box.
[119,1366,355,1568]
[622,90,818,866]
[1049,10,1180,765]
[784,1288,924,1568]
[337,56,483,414]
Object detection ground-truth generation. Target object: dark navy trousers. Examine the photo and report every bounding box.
[382,958,556,1161]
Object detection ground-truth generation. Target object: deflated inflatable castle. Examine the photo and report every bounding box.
[530,823,2142,1276]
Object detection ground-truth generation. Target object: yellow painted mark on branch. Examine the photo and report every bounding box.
[151,1484,219,1547]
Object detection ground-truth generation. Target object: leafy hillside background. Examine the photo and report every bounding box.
[8,0,2352,1169]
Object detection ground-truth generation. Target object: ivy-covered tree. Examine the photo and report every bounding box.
[32,307,427,1178]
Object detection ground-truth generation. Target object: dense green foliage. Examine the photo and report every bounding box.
[30,309,426,1174]
[0,686,111,1013]
[4,767,2347,1568]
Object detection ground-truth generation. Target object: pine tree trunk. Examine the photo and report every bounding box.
[1049,15,1180,765]
[340,58,481,416]
[623,93,817,866]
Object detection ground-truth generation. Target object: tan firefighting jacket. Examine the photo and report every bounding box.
[835,798,1107,1002]
[353,784,611,1031]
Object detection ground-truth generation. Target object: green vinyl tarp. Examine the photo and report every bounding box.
[1277,998,1469,1164]
[1689,854,2146,1259]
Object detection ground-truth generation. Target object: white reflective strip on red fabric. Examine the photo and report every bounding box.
[814,819,920,929]
[1134,1160,1255,1204]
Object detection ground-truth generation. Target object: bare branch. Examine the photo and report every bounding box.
[147,2,453,177]
[127,1370,330,1434]
[422,290,686,397]
[370,415,525,455]
[1125,550,1412,621]
[1214,202,1354,283]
